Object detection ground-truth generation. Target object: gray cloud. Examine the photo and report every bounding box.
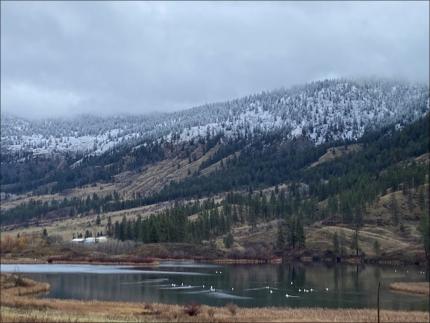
[1,1,428,118]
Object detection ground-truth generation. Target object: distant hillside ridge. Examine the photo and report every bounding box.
[2,78,428,157]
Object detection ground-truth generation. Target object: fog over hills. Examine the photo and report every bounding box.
[1,78,428,157]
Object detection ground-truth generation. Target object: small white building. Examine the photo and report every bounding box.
[71,236,108,244]
[83,237,96,244]
[95,236,107,243]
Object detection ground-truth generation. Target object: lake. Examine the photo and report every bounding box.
[1,261,428,310]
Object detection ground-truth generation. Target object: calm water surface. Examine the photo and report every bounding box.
[1,261,428,310]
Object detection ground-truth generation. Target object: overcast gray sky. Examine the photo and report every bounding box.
[1,1,428,119]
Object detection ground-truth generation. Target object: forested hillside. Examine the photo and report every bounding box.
[1,79,428,196]
[2,114,429,261]
[1,79,428,263]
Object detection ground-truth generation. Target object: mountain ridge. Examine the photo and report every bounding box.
[2,78,428,157]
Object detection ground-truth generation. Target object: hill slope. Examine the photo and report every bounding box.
[1,79,429,264]
[1,79,428,196]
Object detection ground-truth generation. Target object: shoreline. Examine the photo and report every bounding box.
[1,255,428,268]
[1,273,429,323]
[389,282,430,296]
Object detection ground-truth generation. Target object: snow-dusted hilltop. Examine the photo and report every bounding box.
[2,79,428,156]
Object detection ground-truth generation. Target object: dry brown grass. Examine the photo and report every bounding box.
[200,151,241,176]
[226,302,238,316]
[1,274,429,323]
[2,304,429,323]
[390,282,430,296]
[0,182,116,213]
[310,144,362,168]
[117,143,219,200]
[2,200,171,241]
[306,224,418,257]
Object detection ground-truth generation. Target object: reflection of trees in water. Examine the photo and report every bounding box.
[227,265,279,289]
[286,263,306,286]
[225,263,307,289]
[334,265,339,290]
[353,264,364,291]
[426,263,430,282]
[373,265,381,281]
[26,264,429,310]
[43,273,167,302]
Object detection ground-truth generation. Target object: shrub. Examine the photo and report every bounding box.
[184,302,201,316]
[226,303,238,316]
[207,308,215,318]
[223,232,234,248]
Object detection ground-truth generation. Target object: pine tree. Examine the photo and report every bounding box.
[390,193,399,226]
[407,187,414,211]
[419,210,429,258]
[149,223,159,243]
[106,216,113,237]
[339,230,346,256]
[373,240,380,257]
[333,232,340,255]
[223,232,234,248]
[276,223,286,250]
[328,196,338,215]
[114,221,120,239]
[351,226,360,257]
[119,216,127,241]
[126,220,133,240]
[354,206,364,228]
[296,217,305,248]
[417,187,426,212]
[135,215,143,242]
[287,217,297,249]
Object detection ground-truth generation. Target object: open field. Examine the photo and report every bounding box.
[1,201,171,241]
[1,274,429,323]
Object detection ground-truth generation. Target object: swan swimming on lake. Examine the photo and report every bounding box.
[270,290,273,294]
[325,287,329,291]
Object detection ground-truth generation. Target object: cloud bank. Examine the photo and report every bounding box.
[1,1,428,118]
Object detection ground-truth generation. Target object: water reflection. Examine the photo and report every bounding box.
[1,262,428,310]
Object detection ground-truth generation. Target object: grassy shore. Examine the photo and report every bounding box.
[389,282,430,296]
[1,274,429,323]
